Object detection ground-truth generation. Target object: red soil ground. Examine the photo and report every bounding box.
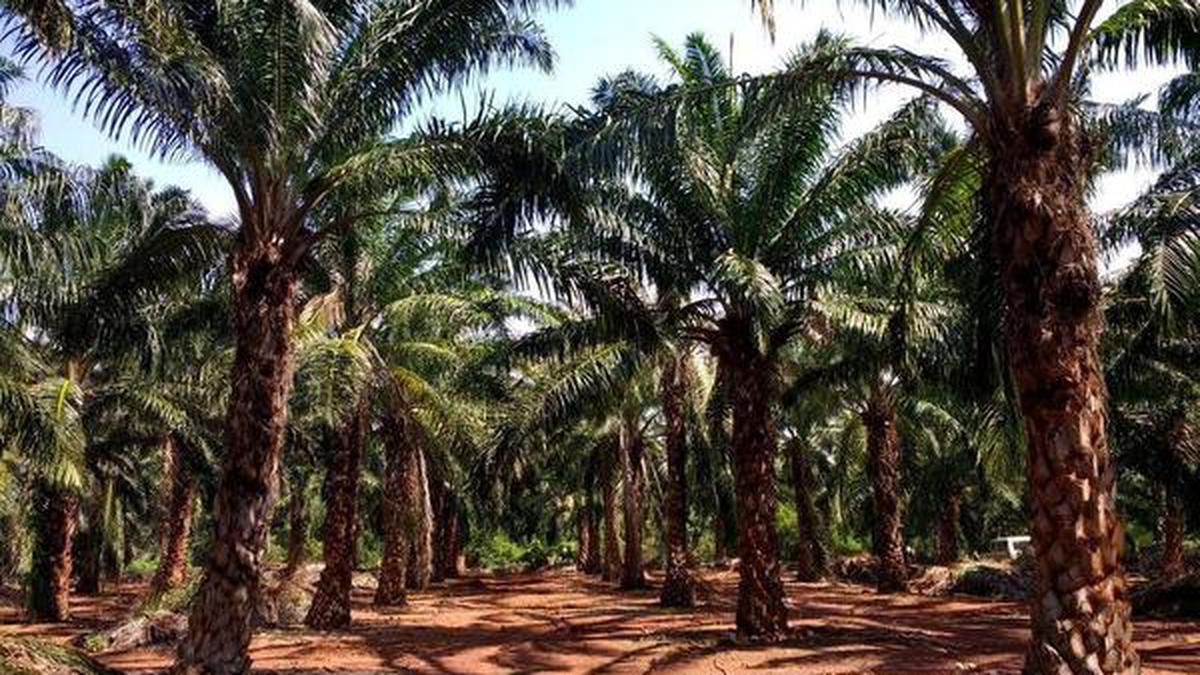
[2,569,1197,674]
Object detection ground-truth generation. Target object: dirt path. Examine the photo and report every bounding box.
[3,569,1198,674]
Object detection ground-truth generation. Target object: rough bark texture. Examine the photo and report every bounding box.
[937,487,963,567]
[430,479,447,584]
[724,346,788,640]
[602,461,621,583]
[151,435,195,597]
[988,104,1138,675]
[714,491,733,564]
[787,440,827,582]
[305,404,367,630]
[660,354,695,607]
[28,485,77,622]
[176,243,298,675]
[451,509,468,578]
[374,410,417,605]
[405,443,434,591]
[584,503,601,575]
[863,388,907,594]
[440,495,462,580]
[282,476,309,580]
[576,508,593,572]
[1162,488,1186,579]
[75,510,102,596]
[620,427,647,590]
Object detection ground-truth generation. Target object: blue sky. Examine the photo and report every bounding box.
[2,0,1179,222]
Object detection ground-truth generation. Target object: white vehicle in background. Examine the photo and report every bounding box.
[991,536,1032,561]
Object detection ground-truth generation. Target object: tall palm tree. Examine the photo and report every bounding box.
[748,2,1177,669]
[1095,0,1200,581]
[1,2,565,669]
[785,135,1004,589]
[287,296,374,629]
[778,400,832,581]
[1101,172,1200,580]
[507,246,703,603]
[2,152,223,621]
[584,33,945,638]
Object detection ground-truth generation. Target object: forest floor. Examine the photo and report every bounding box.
[2,567,1198,674]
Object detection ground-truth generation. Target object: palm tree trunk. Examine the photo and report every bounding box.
[404,444,433,591]
[988,113,1138,675]
[177,246,298,674]
[936,486,963,567]
[450,507,467,577]
[306,403,367,630]
[602,463,621,582]
[1162,486,1186,578]
[863,387,907,593]
[75,505,102,596]
[430,479,446,584]
[584,502,601,574]
[620,427,646,590]
[282,477,309,580]
[28,484,77,622]
[724,351,788,640]
[787,440,827,582]
[441,495,462,579]
[660,354,695,607]
[151,435,195,597]
[581,459,602,575]
[714,485,735,564]
[575,507,590,571]
[375,413,414,607]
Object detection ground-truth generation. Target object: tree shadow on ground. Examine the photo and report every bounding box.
[3,569,1198,674]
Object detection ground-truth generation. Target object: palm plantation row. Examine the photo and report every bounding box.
[0,2,1198,675]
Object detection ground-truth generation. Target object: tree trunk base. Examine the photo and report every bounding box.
[373,581,407,608]
[619,572,648,591]
[304,588,352,630]
[659,566,696,608]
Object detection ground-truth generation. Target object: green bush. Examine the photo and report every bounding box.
[137,575,200,615]
[469,530,525,570]
[467,531,576,571]
[776,502,799,561]
[356,529,383,570]
[519,539,576,571]
[519,539,551,570]
[831,530,868,556]
[123,555,158,580]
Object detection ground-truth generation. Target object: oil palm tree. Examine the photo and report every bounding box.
[287,204,548,621]
[1096,0,1200,580]
[2,2,566,668]
[748,2,1175,669]
[371,269,553,605]
[583,33,946,638]
[1,156,225,621]
[499,327,666,588]
[1101,172,1200,580]
[789,134,1012,588]
[505,245,704,603]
